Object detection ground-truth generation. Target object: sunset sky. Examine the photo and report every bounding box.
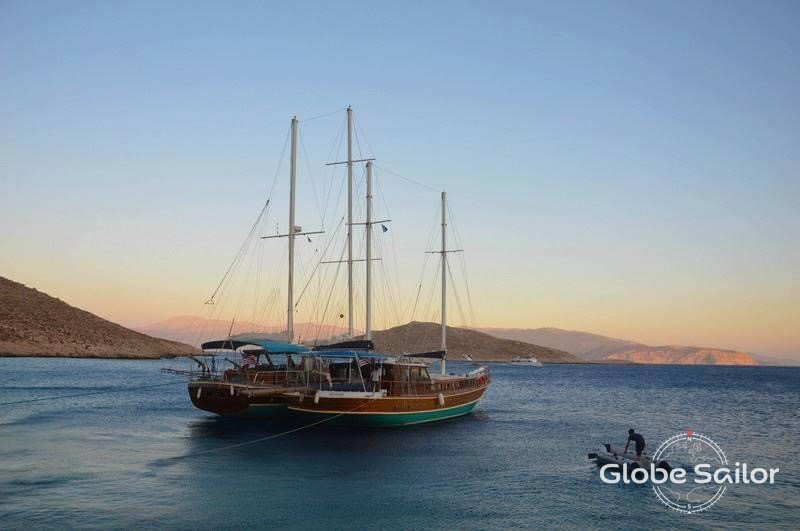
[2,1,798,359]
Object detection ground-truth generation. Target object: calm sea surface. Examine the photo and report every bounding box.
[0,358,798,530]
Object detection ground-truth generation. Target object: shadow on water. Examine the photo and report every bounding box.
[149,408,490,471]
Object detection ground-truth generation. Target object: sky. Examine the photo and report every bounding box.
[1,1,798,358]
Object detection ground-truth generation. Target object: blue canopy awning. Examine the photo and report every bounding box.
[201,338,308,354]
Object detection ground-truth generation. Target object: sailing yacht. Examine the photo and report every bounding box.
[285,191,491,426]
[174,108,490,423]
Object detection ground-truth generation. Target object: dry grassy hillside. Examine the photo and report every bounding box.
[0,277,197,358]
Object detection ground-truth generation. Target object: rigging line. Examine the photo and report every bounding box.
[204,199,269,306]
[253,240,288,326]
[295,217,345,307]
[353,115,376,161]
[405,204,442,320]
[251,227,264,325]
[405,257,439,348]
[321,114,346,225]
[265,125,292,209]
[408,247,433,322]
[447,265,468,327]
[373,233,400,327]
[202,124,290,310]
[314,236,348,341]
[166,397,379,461]
[352,114,366,160]
[298,127,325,229]
[230,228,265,333]
[374,171,404,320]
[0,379,192,407]
[447,203,477,325]
[421,260,442,325]
[299,107,347,123]
[374,164,440,193]
[321,155,347,256]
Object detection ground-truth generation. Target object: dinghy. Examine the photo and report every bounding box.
[588,443,673,472]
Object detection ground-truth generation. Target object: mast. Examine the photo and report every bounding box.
[440,191,447,375]
[365,161,373,340]
[347,106,354,337]
[287,116,298,343]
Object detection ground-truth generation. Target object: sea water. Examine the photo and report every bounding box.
[0,358,798,529]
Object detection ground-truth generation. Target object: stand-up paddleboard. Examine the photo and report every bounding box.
[588,443,673,472]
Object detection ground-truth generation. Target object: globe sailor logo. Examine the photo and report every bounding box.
[650,431,727,514]
[597,431,780,514]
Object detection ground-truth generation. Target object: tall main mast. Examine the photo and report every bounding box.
[346,106,354,337]
[440,191,447,375]
[287,116,298,343]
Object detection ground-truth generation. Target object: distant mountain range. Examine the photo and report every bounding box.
[2,275,786,365]
[134,315,349,347]
[367,321,581,364]
[135,316,581,363]
[0,277,196,358]
[478,327,760,366]
[137,315,771,366]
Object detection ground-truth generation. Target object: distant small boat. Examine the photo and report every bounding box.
[509,356,542,366]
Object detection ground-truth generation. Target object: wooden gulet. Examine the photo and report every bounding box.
[285,189,491,426]
[179,107,490,424]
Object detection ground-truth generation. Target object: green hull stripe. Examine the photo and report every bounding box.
[291,400,480,427]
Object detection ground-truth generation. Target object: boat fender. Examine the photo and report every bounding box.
[314,391,320,404]
[438,393,445,407]
[196,387,202,399]
[230,385,234,396]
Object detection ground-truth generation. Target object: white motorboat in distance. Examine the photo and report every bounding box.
[509,356,542,366]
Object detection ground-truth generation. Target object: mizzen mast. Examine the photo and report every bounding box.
[365,161,373,340]
[426,191,462,375]
[346,106,354,338]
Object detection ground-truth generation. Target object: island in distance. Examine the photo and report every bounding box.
[478,327,760,366]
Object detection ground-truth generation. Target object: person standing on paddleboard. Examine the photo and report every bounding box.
[624,429,646,463]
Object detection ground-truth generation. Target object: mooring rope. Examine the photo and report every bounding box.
[0,379,192,406]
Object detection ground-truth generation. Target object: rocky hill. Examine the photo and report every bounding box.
[0,277,197,358]
[367,321,583,363]
[479,327,757,366]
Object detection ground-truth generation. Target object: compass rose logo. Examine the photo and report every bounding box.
[651,431,727,514]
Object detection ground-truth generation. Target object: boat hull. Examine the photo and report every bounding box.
[188,382,292,418]
[287,386,487,427]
